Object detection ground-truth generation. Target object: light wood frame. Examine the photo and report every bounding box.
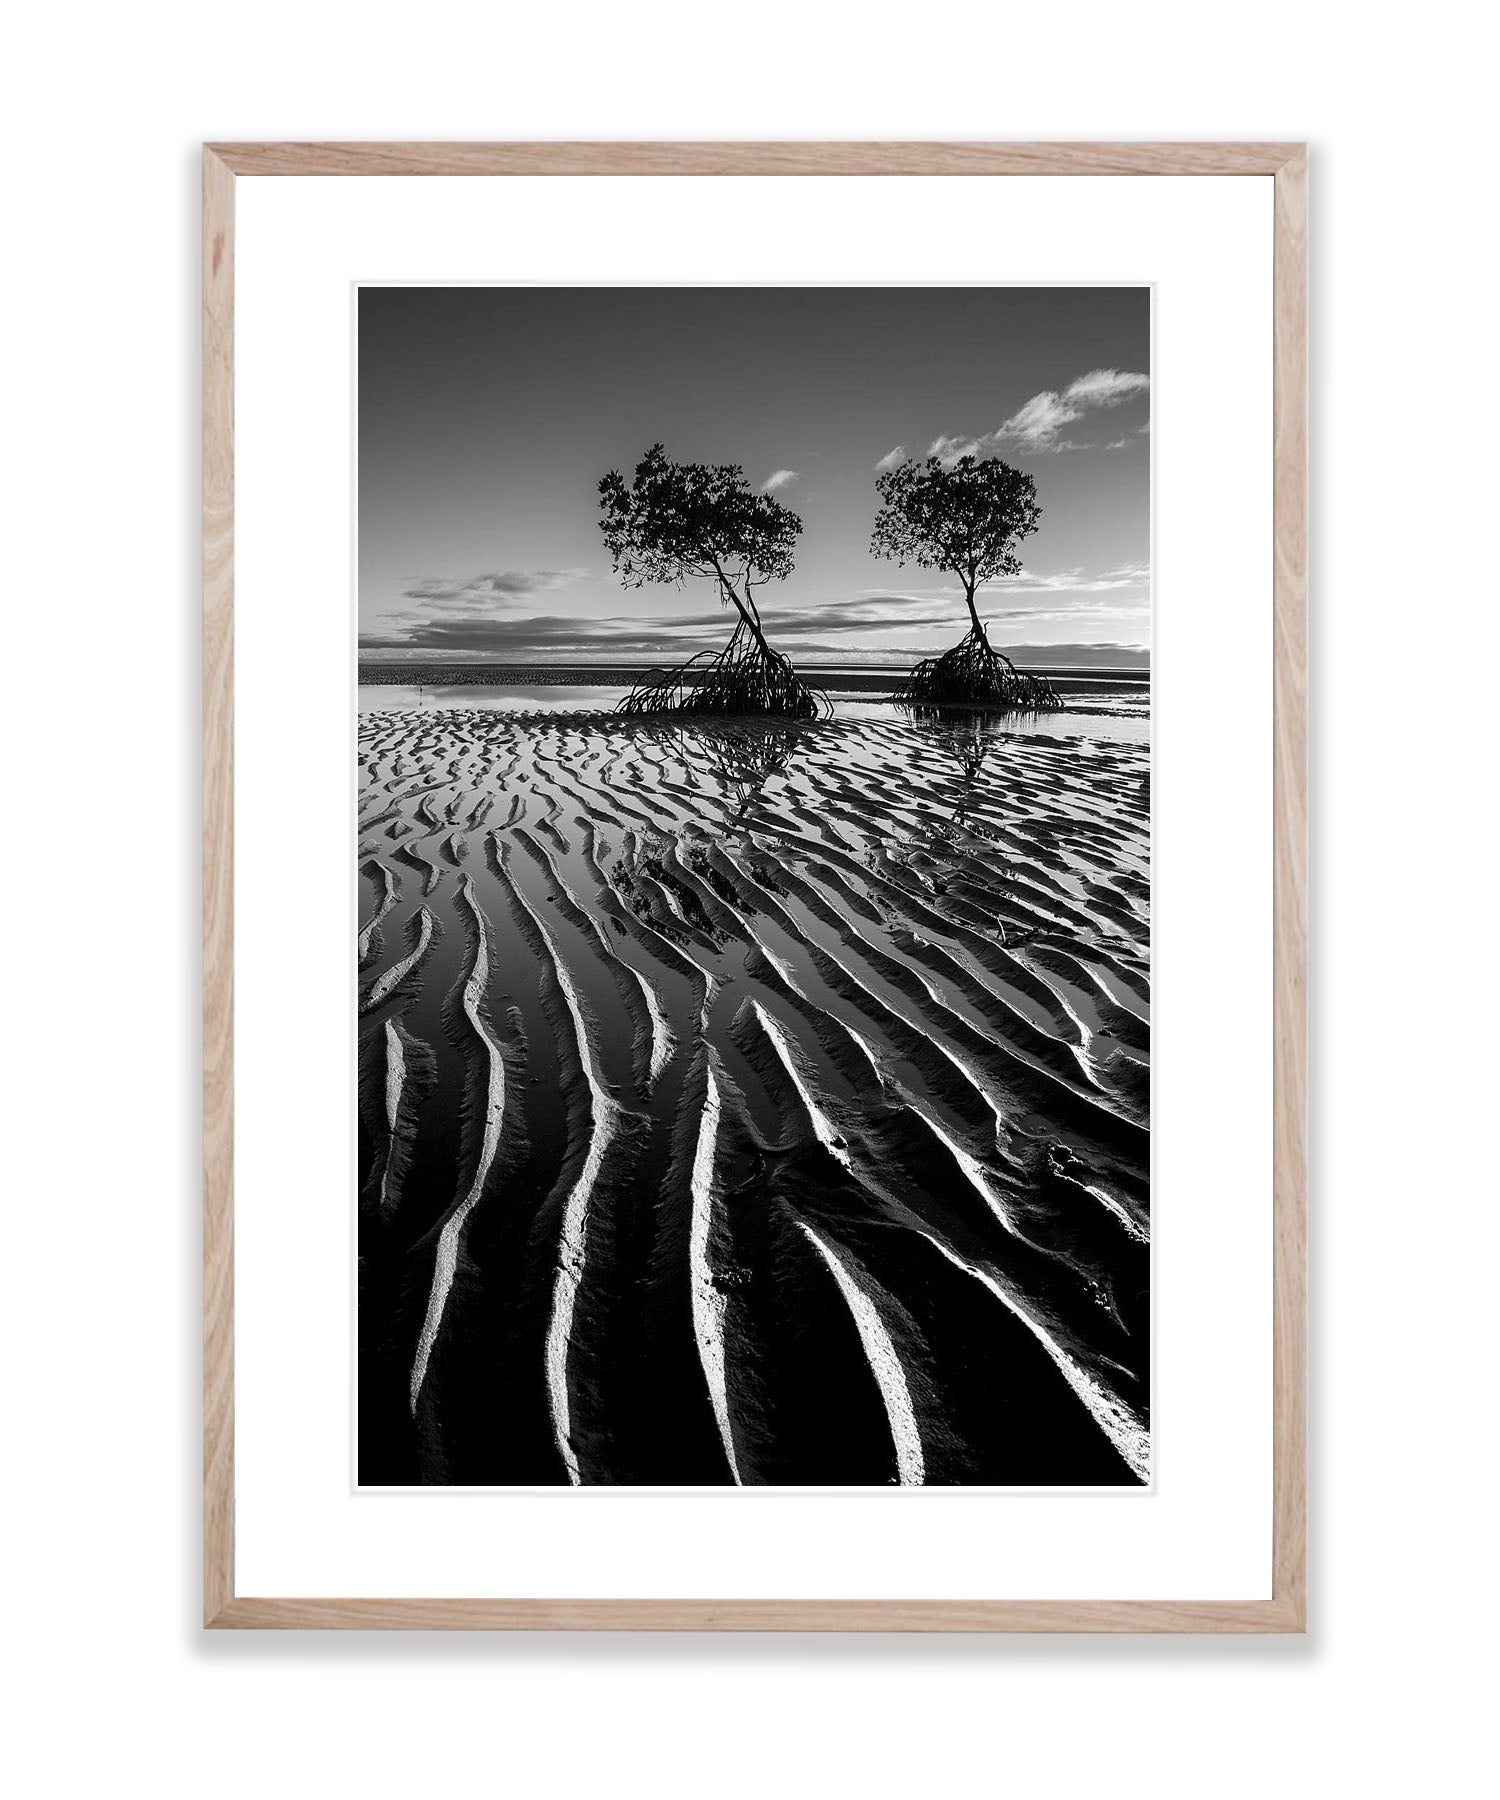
[204,140,1307,1632]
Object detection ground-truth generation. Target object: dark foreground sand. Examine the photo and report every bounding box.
[358,710,1150,1486]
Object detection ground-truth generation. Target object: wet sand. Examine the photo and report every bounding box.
[357,708,1150,1486]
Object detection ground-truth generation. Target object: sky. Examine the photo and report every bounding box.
[359,286,1149,667]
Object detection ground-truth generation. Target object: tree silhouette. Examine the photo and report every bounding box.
[599,444,824,718]
[871,455,1061,710]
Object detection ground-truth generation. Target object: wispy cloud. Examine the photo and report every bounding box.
[361,560,1149,661]
[928,366,1151,461]
[927,433,983,463]
[1063,367,1151,409]
[858,562,1149,602]
[761,469,800,492]
[399,569,587,606]
[875,445,908,471]
[361,615,706,658]
[997,389,1087,450]
[370,568,592,642]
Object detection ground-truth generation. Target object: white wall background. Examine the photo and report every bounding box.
[5,4,1493,1795]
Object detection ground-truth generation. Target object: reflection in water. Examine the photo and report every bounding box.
[362,682,633,714]
[678,721,810,831]
[902,707,1016,841]
[358,685,1150,744]
[837,693,1149,745]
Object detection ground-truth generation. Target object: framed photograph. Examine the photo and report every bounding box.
[204,141,1306,1630]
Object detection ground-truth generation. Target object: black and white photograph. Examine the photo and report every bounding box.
[356,285,1152,1487]
[24,0,1500,1761]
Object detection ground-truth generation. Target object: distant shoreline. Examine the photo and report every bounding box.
[358,661,1150,692]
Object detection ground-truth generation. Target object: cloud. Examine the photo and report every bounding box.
[875,445,908,471]
[759,596,1148,637]
[1063,367,1151,408]
[996,390,1084,449]
[927,433,985,463]
[761,469,799,492]
[360,614,717,659]
[928,366,1151,461]
[399,569,588,606]
[367,568,592,643]
[858,562,1148,602]
[360,581,1149,661]
[360,560,1150,662]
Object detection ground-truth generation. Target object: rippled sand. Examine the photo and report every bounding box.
[358,710,1150,1486]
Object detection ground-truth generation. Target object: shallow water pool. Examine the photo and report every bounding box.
[358,682,1150,744]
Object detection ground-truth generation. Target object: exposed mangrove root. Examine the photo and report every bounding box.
[619,621,829,721]
[892,624,1063,712]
